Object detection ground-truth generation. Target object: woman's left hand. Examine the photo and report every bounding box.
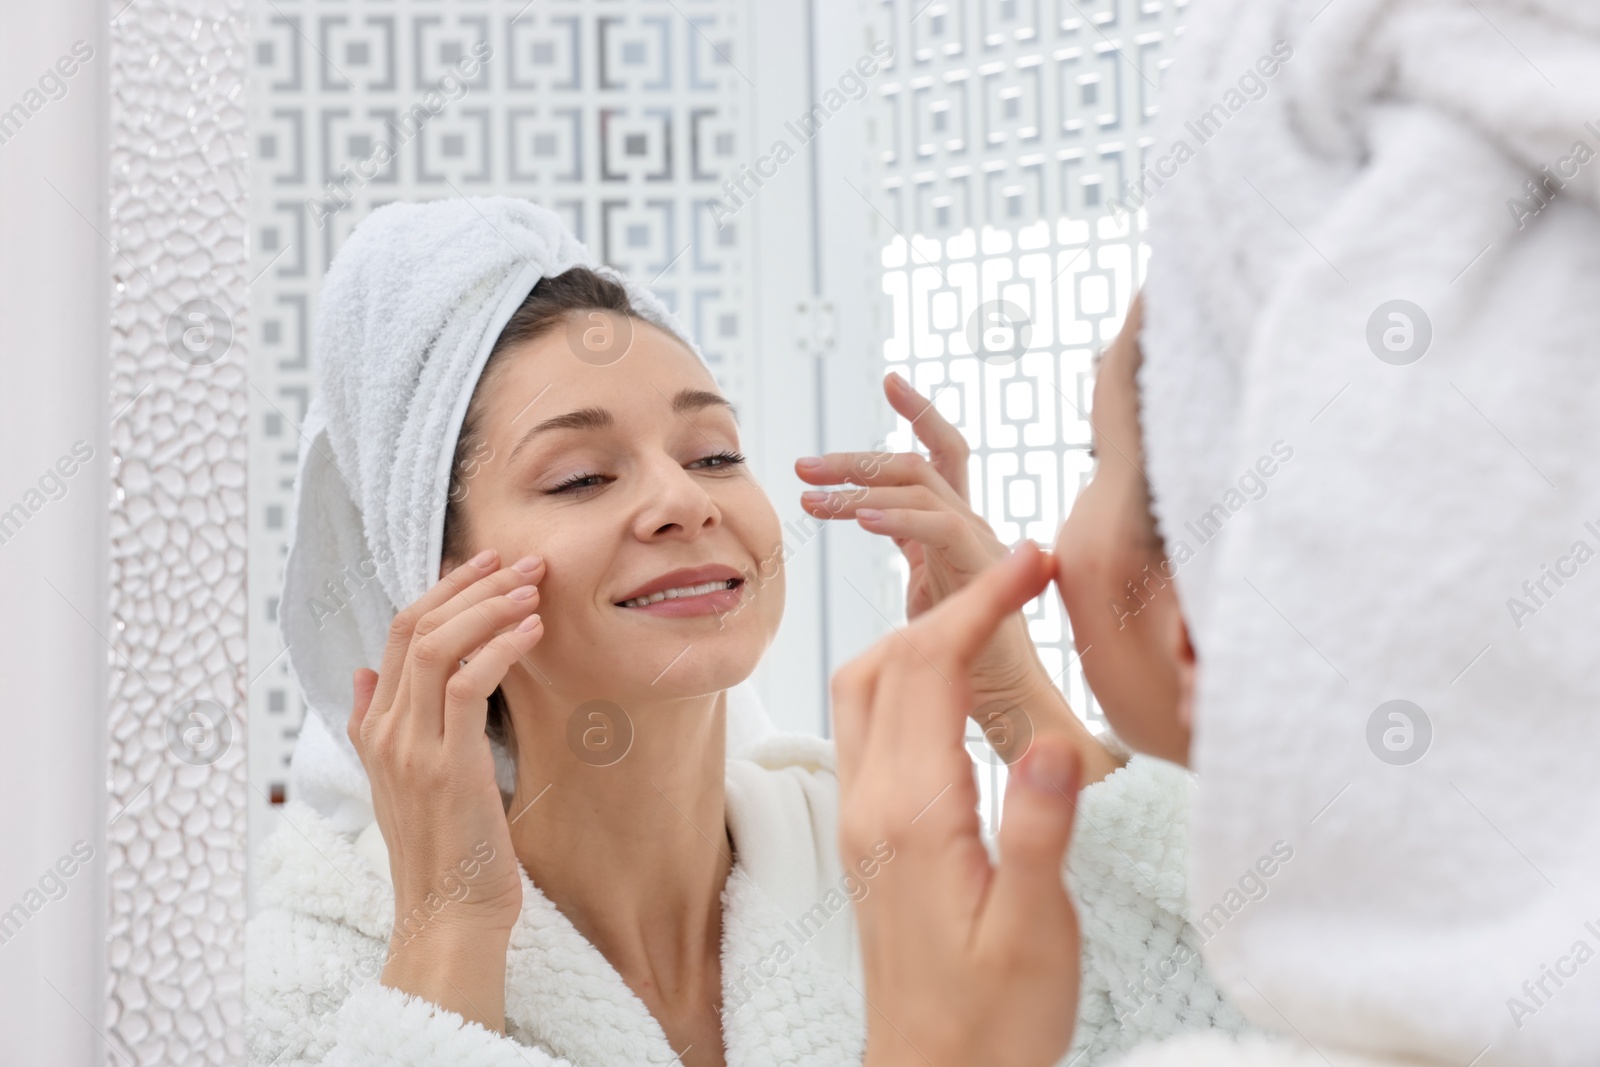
[797,372,1118,782]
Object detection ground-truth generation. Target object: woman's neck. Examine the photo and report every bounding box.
[501,685,732,1014]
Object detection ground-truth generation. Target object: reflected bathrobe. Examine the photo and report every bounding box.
[246,734,1247,1066]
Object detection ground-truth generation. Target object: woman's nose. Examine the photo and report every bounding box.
[632,461,720,541]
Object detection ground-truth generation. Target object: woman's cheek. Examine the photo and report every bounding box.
[757,566,785,644]
[725,483,785,649]
[1052,519,1105,638]
[520,528,583,625]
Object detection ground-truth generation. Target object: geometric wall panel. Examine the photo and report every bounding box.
[861,0,1189,822]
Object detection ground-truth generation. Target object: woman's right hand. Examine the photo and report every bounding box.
[346,547,547,1032]
[834,543,1083,1067]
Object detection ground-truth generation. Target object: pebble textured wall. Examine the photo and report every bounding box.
[107,2,250,1064]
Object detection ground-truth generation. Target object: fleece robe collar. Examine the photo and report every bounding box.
[346,741,865,1065]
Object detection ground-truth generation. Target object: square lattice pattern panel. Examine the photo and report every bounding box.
[246,0,755,861]
[861,0,1188,818]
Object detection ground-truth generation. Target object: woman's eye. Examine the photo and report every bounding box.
[547,472,608,495]
[545,451,744,494]
[690,450,747,471]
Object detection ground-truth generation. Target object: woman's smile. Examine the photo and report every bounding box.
[614,564,746,617]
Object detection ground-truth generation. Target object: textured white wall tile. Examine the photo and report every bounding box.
[109,2,249,1064]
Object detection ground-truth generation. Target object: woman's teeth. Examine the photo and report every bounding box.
[618,579,736,608]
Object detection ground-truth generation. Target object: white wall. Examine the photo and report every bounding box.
[0,0,108,1060]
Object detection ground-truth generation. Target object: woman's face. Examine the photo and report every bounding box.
[443,315,784,705]
[1052,298,1194,765]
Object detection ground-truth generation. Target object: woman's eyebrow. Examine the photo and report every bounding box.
[674,388,738,424]
[506,389,737,464]
[508,406,612,463]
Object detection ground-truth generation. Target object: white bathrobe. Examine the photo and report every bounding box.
[246,734,1248,1065]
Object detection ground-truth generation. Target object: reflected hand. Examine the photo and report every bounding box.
[347,548,546,1032]
[798,371,1002,619]
[833,542,1083,1067]
[798,372,1117,782]
[796,372,1043,704]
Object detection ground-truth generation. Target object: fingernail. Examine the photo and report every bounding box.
[516,613,542,633]
[796,456,823,469]
[886,370,908,387]
[471,548,496,567]
[857,508,884,522]
[508,584,537,600]
[512,554,543,573]
[801,491,828,504]
[1020,744,1077,796]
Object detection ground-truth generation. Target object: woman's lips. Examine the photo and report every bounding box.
[613,563,747,617]
[616,580,744,618]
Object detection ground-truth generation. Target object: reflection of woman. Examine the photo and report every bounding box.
[246,199,1243,1067]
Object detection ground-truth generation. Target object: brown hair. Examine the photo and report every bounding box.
[439,266,640,755]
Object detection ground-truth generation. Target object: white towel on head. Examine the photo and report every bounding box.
[1137,2,1600,1064]
[278,197,776,830]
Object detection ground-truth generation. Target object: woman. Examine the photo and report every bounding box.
[836,0,1600,1058]
[246,198,1242,1066]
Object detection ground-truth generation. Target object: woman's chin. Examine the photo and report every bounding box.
[1103,699,1188,764]
[597,633,766,702]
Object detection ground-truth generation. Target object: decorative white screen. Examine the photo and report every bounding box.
[246,0,757,864]
[858,0,1189,824]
